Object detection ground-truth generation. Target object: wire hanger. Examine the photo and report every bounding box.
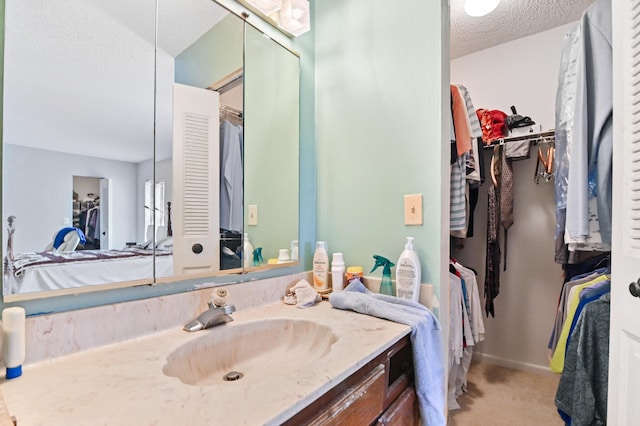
[534,144,554,184]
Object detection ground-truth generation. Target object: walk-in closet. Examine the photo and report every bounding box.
[447,0,621,423]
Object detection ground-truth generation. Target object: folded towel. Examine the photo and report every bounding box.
[329,280,446,426]
[285,279,321,308]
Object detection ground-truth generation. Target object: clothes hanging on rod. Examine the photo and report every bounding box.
[554,292,610,425]
[219,104,244,233]
[549,254,611,425]
[550,34,612,403]
[449,85,484,244]
[448,259,485,411]
[484,163,501,317]
[555,0,612,262]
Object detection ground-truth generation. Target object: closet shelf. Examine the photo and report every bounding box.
[483,130,555,148]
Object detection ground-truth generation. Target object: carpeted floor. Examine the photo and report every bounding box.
[447,362,564,426]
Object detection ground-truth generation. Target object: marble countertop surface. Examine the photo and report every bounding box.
[1,300,410,425]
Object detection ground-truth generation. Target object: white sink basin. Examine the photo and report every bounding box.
[163,318,338,386]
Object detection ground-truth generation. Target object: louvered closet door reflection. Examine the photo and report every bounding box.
[608,0,640,422]
[172,83,220,276]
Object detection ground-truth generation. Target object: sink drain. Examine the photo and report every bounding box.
[223,371,243,381]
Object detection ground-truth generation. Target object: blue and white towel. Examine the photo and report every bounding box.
[329,280,446,426]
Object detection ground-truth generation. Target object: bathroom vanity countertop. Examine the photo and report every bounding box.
[0,300,411,425]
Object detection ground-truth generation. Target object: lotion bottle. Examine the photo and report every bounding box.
[395,237,421,302]
[312,241,330,293]
[243,233,253,268]
[290,240,299,261]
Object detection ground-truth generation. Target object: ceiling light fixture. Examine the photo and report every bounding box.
[244,0,283,17]
[277,0,310,37]
[464,0,501,17]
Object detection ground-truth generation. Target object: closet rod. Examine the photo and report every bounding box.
[484,130,555,148]
[220,104,243,118]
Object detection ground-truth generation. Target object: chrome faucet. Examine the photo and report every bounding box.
[183,288,236,332]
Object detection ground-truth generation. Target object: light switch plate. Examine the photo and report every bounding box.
[404,194,423,225]
[248,204,258,226]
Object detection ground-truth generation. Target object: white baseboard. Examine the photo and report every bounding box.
[472,352,557,377]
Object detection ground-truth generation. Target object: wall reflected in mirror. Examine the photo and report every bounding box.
[243,25,299,269]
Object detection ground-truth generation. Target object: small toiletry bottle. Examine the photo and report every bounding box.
[331,253,345,292]
[346,266,364,285]
[370,255,395,295]
[2,307,26,379]
[290,240,299,261]
[395,237,422,302]
[278,248,291,263]
[312,241,330,293]
[243,233,254,268]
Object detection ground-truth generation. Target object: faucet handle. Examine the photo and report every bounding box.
[211,288,229,308]
[212,298,226,308]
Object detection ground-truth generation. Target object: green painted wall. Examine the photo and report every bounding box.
[174,14,243,88]
[314,0,449,305]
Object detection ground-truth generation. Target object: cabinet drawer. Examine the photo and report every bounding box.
[283,335,413,426]
[308,363,386,426]
[377,386,419,426]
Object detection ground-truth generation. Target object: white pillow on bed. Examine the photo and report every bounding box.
[155,237,173,250]
[139,237,172,250]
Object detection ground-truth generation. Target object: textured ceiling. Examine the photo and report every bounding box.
[450,0,595,59]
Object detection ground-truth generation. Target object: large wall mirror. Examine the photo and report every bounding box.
[2,0,300,302]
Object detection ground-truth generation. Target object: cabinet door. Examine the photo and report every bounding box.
[172,83,220,276]
[377,386,420,426]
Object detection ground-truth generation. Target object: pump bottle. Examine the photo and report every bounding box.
[395,237,421,302]
[371,255,395,296]
[243,233,253,268]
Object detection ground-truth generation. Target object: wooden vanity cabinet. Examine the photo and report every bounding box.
[283,335,420,426]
